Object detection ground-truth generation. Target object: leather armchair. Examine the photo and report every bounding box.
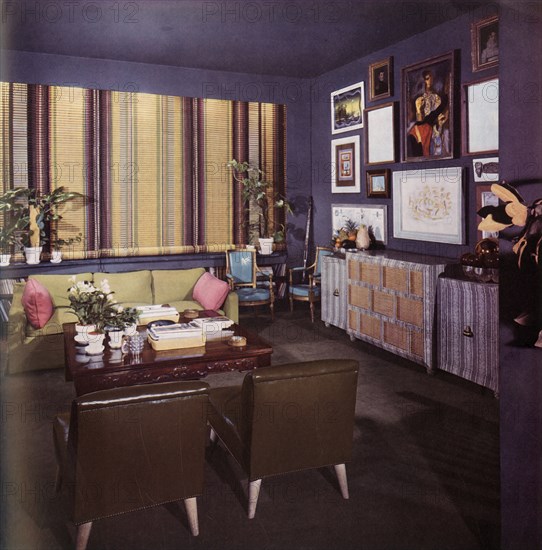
[207,359,359,518]
[53,381,209,549]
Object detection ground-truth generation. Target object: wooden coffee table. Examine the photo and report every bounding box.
[63,310,273,396]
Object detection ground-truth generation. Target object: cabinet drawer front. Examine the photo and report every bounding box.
[373,290,394,317]
[383,322,409,351]
[359,262,381,285]
[349,285,371,309]
[410,270,423,297]
[397,296,423,327]
[348,260,359,281]
[360,312,381,340]
[383,266,408,293]
[411,330,424,358]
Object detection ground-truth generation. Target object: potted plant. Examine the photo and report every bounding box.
[103,304,140,345]
[66,277,116,338]
[0,188,30,265]
[49,232,83,263]
[227,159,291,253]
[18,187,85,264]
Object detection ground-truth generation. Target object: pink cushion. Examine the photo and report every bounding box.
[192,272,230,311]
[22,278,54,329]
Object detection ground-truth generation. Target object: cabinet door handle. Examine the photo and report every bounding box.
[463,325,474,338]
[333,289,340,297]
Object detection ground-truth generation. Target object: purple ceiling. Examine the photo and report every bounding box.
[1,0,495,78]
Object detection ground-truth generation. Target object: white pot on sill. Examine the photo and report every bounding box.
[258,237,274,255]
[24,246,43,265]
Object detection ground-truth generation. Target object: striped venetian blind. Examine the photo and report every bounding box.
[0,82,287,259]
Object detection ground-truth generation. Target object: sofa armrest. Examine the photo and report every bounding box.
[222,291,239,324]
[7,282,27,352]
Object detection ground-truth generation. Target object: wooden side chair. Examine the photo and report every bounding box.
[288,246,333,322]
[225,249,275,319]
[207,359,359,518]
[53,381,209,549]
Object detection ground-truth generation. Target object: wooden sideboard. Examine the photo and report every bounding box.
[346,251,449,373]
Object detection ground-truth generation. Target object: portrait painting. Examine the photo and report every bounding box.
[471,15,499,72]
[330,81,365,134]
[369,57,392,101]
[402,52,455,162]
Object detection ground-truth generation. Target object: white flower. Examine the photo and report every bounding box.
[100,279,111,295]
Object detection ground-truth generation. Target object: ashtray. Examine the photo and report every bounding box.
[228,335,246,347]
[183,309,199,319]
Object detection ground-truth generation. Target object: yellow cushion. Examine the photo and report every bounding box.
[30,273,93,308]
[93,271,153,304]
[152,268,205,304]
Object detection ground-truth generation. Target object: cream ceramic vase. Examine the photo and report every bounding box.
[356,226,370,250]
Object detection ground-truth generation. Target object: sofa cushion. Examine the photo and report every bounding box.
[152,268,205,304]
[93,271,153,305]
[31,273,93,308]
[22,279,54,329]
[193,272,230,310]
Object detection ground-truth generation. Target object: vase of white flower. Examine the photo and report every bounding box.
[67,277,115,333]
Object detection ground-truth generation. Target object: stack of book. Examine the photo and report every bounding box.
[147,322,205,351]
[137,305,180,324]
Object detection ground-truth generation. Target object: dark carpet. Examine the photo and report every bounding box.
[0,306,500,550]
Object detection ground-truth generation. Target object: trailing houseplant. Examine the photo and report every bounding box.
[227,159,291,246]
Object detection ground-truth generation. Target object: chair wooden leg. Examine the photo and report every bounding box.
[75,522,92,550]
[209,427,218,444]
[248,479,262,519]
[184,497,199,536]
[270,302,274,320]
[309,300,315,323]
[334,464,349,499]
[289,295,294,312]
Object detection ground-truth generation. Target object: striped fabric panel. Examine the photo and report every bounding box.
[27,85,49,194]
[232,101,249,245]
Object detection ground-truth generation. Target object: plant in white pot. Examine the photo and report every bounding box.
[227,159,291,253]
[49,232,83,263]
[18,186,85,264]
[0,189,28,266]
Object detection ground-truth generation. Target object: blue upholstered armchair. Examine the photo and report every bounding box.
[225,249,275,319]
[288,247,333,322]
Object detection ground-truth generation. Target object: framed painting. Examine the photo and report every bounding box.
[473,157,499,182]
[471,15,499,72]
[402,51,455,162]
[366,169,390,198]
[463,77,499,155]
[369,57,393,101]
[332,203,388,244]
[331,135,360,193]
[476,184,500,240]
[392,167,464,244]
[365,102,396,165]
[330,81,365,134]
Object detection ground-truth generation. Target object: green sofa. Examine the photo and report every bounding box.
[6,268,238,374]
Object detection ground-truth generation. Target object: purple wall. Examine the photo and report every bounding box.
[499,4,542,548]
[310,7,498,259]
[0,50,313,265]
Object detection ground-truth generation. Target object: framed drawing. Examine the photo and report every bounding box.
[369,57,392,101]
[365,102,396,165]
[476,184,500,239]
[463,77,499,155]
[392,167,464,244]
[330,81,365,134]
[331,135,360,193]
[473,157,499,182]
[366,169,390,198]
[471,15,499,72]
[402,51,455,162]
[332,203,388,244]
